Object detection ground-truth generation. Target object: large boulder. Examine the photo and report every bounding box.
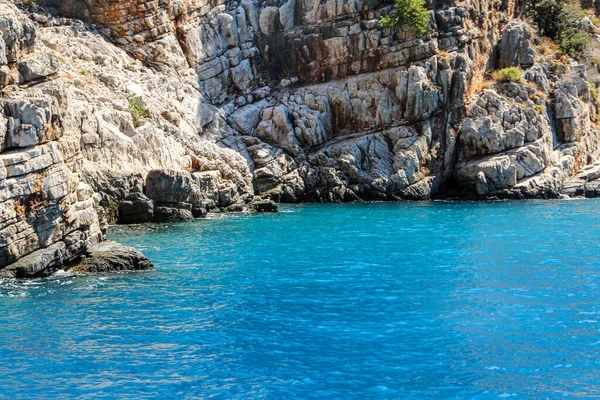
[118,192,154,224]
[458,89,546,158]
[70,241,154,274]
[145,169,202,206]
[18,53,59,83]
[2,97,62,150]
[0,241,66,279]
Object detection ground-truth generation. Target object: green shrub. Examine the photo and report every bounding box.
[380,0,430,36]
[495,67,522,82]
[128,95,148,128]
[533,0,591,58]
[533,0,564,39]
[560,32,590,58]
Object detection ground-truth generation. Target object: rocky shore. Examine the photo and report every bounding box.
[2,0,600,276]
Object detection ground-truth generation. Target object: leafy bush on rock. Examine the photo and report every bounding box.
[380,0,430,36]
[532,0,591,58]
[495,67,523,82]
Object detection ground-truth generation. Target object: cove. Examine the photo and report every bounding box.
[1,201,600,398]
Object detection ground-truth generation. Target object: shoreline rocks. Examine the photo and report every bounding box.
[0,240,152,278]
[69,240,153,274]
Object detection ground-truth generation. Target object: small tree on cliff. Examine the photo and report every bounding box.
[532,0,590,58]
[380,0,430,36]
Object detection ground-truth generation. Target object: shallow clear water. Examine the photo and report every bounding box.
[2,201,600,398]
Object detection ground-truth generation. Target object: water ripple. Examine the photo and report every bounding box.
[1,201,600,398]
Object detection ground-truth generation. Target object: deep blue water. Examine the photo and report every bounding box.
[2,201,600,398]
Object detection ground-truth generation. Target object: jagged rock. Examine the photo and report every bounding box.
[70,241,153,274]
[279,0,295,31]
[458,89,546,158]
[230,59,254,91]
[0,241,66,278]
[249,198,279,212]
[456,61,600,199]
[0,34,7,65]
[219,185,241,207]
[0,2,36,64]
[230,102,263,135]
[497,20,535,69]
[562,163,600,198]
[118,192,154,224]
[457,155,518,196]
[554,83,588,143]
[259,7,279,35]
[523,66,549,91]
[192,171,220,209]
[3,97,61,149]
[18,53,59,83]
[145,169,202,206]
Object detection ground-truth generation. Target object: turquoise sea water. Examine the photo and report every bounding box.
[1,201,600,398]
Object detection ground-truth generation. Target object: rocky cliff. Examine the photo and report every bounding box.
[2,0,600,276]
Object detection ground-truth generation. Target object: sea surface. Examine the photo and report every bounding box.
[1,201,600,398]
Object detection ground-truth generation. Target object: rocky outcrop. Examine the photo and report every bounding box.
[28,0,513,204]
[69,240,153,274]
[0,2,104,277]
[496,20,535,69]
[455,59,600,199]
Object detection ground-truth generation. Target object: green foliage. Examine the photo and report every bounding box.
[128,95,148,128]
[380,0,430,36]
[495,67,522,82]
[533,0,563,39]
[22,0,38,5]
[532,0,591,58]
[560,32,590,58]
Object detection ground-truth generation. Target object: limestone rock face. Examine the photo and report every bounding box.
[497,20,535,69]
[455,62,600,199]
[0,2,35,64]
[20,0,516,206]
